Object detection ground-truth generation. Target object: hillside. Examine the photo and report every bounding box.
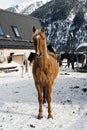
[31,0,87,52]
[6,0,51,15]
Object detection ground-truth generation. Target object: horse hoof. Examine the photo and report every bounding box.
[48,114,53,119]
[37,115,43,119]
[42,100,46,104]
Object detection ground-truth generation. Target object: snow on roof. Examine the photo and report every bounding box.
[76,43,87,51]
[0,61,21,69]
[13,52,25,56]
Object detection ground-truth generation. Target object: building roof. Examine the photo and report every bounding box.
[76,43,87,52]
[0,9,41,49]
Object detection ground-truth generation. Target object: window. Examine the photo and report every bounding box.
[0,25,4,36]
[12,26,21,38]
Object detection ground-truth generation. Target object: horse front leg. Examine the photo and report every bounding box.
[36,84,43,119]
[47,86,53,119]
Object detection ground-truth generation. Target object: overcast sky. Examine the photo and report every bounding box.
[0,0,48,9]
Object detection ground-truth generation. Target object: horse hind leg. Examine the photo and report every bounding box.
[43,87,47,104]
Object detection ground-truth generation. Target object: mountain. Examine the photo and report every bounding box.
[6,1,44,15]
[6,0,87,52]
[31,0,87,52]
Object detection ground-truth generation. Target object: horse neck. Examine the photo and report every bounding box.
[40,39,48,59]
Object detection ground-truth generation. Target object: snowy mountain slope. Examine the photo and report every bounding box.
[6,0,51,15]
[31,0,87,52]
[6,1,43,14]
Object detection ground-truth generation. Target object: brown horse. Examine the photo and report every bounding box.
[32,26,59,119]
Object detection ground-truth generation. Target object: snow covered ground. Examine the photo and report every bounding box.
[0,66,87,130]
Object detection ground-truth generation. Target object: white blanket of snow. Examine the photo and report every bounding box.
[0,66,87,130]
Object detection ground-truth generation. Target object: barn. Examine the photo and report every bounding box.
[0,9,41,64]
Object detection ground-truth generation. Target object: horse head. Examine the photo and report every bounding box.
[32,26,47,56]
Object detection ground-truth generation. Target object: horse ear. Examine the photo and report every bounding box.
[41,27,45,32]
[32,26,36,32]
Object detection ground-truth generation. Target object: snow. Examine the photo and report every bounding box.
[76,43,87,50]
[7,0,51,14]
[0,61,21,68]
[0,65,87,130]
[15,0,43,13]
[68,9,75,21]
